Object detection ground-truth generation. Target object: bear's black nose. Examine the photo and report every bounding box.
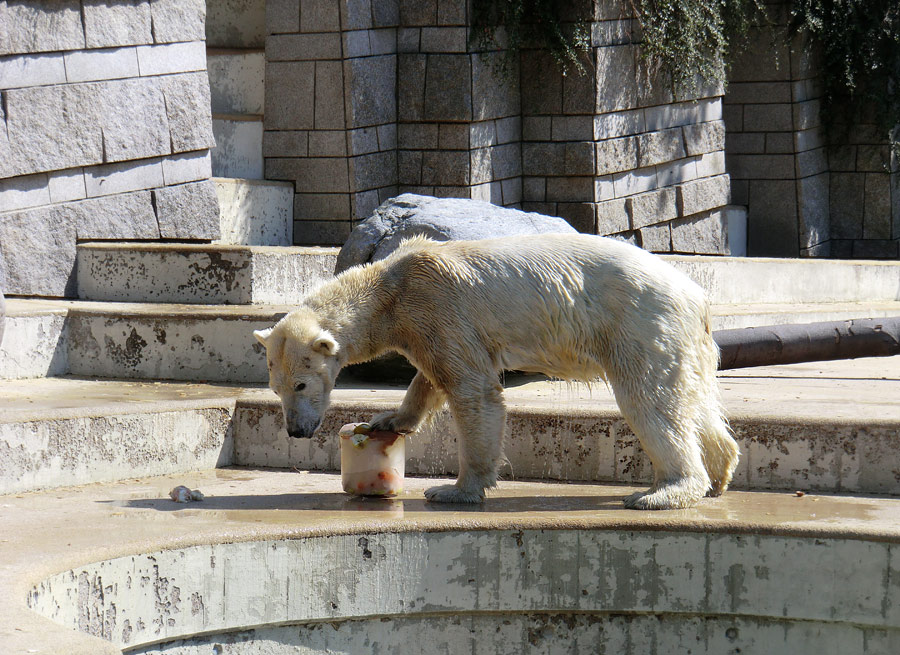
[287,427,313,439]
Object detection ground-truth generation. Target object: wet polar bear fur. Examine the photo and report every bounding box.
[254,233,739,510]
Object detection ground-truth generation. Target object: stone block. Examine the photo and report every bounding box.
[792,99,821,131]
[343,30,371,58]
[501,177,522,204]
[626,187,677,229]
[639,223,671,252]
[470,148,492,185]
[373,0,399,27]
[523,117,551,141]
[104,78,172,161]
[472,52,519,120]
[852,239,899,259]
[595,137,637,176]
[63,47,139,83]
[746,179,799,256]
[209,50,264,115]
[893,173,900,240]
[162,150,212,186]
[85,158,164,198]
[0,0,85,55]
[265,61,315,130]
[68,190,160,240]
[724,81,792,105]
[400,0,437,27]
[591,19,635,47]
[493,143,522,180]
[522,176,546,202]
[398,150,423,185]
[670,212,727,254]
[439,123,469,149]
[420,27,466,52]
[206,0,265,48]
[0,52,66,88]
[437,0,465,25]
[696,151,726,179]
[595,45,637,113]
[301,0,340,32]
[377,123,397,149]
[496,116,521,144]
[161,73,216,153]
[397,54,426,122]
[594,109,645,140]
[596,198,629,234]
[726,133,765,155]
[262,130,308,158]
[644,100,712,132]
[552,116,592,142]
[565,142,595,176]
[311,130,349,157]
[399,123,438,149]
[422,150,469,186]
[149,0,206,43]
[864,173,892,239]
[857,145,891,173]
[1,84,104,177]
[765,132,794,154]
[352,151,397,190]
[267,157,350,192]
[613,167,657,197]
[656,158,698,187]
[722,104,742,131]
[562,54,596,114]
[212,118,263,178]
[267,33,342,61]
[48,169,87,204]
[637,127,685,167]
[266,0,300,34]
[829,142,859,171]
[522,142,565,177]
[0,172,49,213]
[294,218,352,245]
[0,206,76,296]
[424,54,472,121]
[314,60,345,130]
[83,0,153,48]
[346,55,396,128]
[682,120,725,157]
[521,50,562,115]
[830,173,865,240]
[677,174,730,217]
[798,173,829,249]
[742,103,792,132]
[727,154,794,180]
[342,0,373,30]
[796,148,828,178]
[555,202,594,232]
[294,193,351,220]
[793,128,824,153]
[398,27,421,52]
[154,181,221,239]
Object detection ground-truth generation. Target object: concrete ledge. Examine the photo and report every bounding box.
[77,243,337,304]
[214,177,294,246]
[6,468,900,655]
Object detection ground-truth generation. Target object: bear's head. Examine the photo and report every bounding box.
[254,310,343,439]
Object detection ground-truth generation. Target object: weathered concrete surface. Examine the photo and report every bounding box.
[0,300,69,379]
[335,194,577,272]
[6,468,900,655]
[0,289,5,346]
[213,177,293,246]
[77,243,336,304]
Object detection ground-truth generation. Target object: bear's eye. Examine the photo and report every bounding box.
[295,382,306,392]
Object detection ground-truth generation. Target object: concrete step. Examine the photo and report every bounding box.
[209,48,264,116]
[2,357,899,496]
[76,242,336,304]
[8,467,900,655]
[212,114,264,179]
[3,298,900,382]
[214,177,294,247]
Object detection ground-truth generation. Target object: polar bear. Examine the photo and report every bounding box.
[254,233,739,510]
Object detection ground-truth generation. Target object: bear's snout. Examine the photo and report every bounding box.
[286,425,316,439]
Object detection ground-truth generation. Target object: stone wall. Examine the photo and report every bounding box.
[268,0,732,253]
[0,0,219,297]
[520,3,730,252]
[724,1,899,259]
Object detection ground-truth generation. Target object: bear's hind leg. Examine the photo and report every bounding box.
[699,406,740,497]
[424,378,505,504]
[614,388,711,510]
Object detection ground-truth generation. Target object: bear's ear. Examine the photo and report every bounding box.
[253,327,273,347]
[313,330,339,356]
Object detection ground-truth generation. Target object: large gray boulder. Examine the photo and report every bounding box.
[335,194,577,273]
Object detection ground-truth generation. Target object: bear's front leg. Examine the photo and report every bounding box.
[370,371,446,433]
[425,379,505,504]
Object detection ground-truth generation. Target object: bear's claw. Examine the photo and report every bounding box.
[424,484,485,504]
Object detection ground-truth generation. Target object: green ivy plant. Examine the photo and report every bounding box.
[788,0,900,142]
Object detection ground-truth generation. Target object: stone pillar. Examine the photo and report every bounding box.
[0,0,219,297]
[396,1,522,206]
[264,0,398,245]
[521,1,730,252]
